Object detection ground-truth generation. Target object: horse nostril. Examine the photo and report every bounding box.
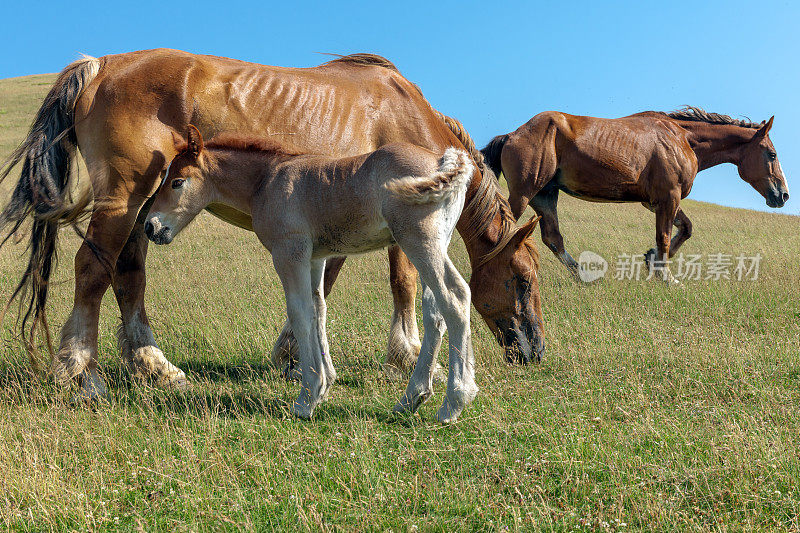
[782,192,790,204]
[144,221,154,238]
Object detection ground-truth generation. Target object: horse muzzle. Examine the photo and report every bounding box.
[495,317,545,365]
[144,218,174,245]
[766,185,789,208]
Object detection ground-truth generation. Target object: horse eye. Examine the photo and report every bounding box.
[768,152,777,161]
[171,178,185,189]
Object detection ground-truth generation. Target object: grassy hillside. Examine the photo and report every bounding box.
[1,74,799,531]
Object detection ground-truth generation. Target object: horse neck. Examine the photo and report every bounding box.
[677,121,756,171]
[207,149,274,213]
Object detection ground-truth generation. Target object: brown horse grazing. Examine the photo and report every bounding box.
[0,49,544,400]
[481,107,789,281]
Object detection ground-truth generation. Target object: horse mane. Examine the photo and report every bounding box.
[465,168,536,272]
[663,106,764,129]
[431,111,537,274]
[322,53,400,72]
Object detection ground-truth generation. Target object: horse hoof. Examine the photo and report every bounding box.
[71,385,108,405]
[154,372,190,390]
[393,388,433,414]
[71,387,107,405]
[291,401,315,420]
[435,405,461,424]
[167,375,190,390]
[643,248,657,270]
[271,328,297,369]
[435,385,478,423]
[71,368,108,404]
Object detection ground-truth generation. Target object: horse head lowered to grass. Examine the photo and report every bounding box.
[146,125,481,422]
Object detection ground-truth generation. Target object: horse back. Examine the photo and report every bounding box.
[503,111,697,202]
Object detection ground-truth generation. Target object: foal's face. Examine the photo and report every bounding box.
[470,218,546,364]
[738,117,789,208]
[146,128,212,245]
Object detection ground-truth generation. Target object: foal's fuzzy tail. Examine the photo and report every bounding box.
[480,134,508,180]
[0,55,100,358]
[387,148,474,204]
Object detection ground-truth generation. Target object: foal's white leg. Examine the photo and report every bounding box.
[310,259,336,398]
[271,242,326,419]
[393,282,445,413]
[401,249,476,423]
[425,257,476,423]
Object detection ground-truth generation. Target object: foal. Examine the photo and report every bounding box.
[146,126,477,422]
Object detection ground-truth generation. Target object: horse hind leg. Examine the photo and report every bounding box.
[393,281,444,414]
[391,225,476,423]
[420,252,476,423]
[645,196,681,283]
[385,245,446,383]
[113,207,186,388]
[54,206,135,400]
[668,208,692,257]
[56,160,184,399]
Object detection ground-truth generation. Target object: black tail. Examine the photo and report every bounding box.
[0,56,100,354]
[480,134,509,180]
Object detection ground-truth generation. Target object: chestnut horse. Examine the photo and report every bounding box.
[0,49,543,399]
[481,107,789,281]
[147,127,477,421]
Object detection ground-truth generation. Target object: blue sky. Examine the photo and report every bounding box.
[2,1,798,214]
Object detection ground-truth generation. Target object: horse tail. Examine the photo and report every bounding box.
[0,55,100,353]
[386,148,474,204]
[480,134,508,179]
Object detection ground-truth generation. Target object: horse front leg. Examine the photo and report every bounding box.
[271,240,326,419]
[271,256,346,379]
[648,195,681,283]
[310,259,336,399]
[530,188,580,278]
[113,214,186,388]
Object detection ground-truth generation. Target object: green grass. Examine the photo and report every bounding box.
[1,74,799,531]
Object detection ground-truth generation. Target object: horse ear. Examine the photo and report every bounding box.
[753,116,774,143]
[510,216,541,249]
[171,131,184,152]
[187,125,204,157]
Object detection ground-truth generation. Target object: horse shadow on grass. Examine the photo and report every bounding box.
[0,359,414,425]
[113,385,409,425]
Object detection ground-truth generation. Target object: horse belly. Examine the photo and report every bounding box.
[557,167,644,203]
[312,220,395,258]
[205,203,254,231]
